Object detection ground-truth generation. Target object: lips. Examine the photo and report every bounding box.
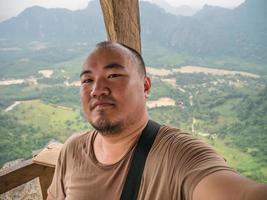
[90,100,115,111]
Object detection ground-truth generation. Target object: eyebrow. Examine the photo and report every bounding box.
[80,70,91,78]
[80,63,125,78]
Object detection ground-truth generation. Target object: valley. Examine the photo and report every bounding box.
[1,63,266,183]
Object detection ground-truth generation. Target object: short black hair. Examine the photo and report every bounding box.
[95,41,147,77]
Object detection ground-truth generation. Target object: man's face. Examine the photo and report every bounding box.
[80,44,150,134]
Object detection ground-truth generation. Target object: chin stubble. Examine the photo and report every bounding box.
[90,118,124,135]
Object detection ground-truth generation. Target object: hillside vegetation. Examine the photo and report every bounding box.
[0,65,266,182]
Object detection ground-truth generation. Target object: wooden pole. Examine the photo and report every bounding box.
[100,0,142,54]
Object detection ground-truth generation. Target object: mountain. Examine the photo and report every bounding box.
[145,0,266,62]
[0,0,266,70]
[143,0,267,64]
[150,0,199,16]
[174,5,199,16]
[0,1,105,44]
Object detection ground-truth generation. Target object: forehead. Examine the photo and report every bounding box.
[83,45,133,71]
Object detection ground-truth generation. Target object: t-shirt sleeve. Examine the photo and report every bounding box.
[170,132,235,200]
[47,147,67,200]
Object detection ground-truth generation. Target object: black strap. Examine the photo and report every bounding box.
[120,120,161,200]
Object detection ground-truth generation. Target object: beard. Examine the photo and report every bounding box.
[90,114,124,135]
[88,96,124,135]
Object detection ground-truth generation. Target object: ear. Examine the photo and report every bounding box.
[144,77,151,99]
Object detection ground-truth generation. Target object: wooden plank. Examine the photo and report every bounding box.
[33,143,62,167]
[0,159,51,194]
[100,0,142,54]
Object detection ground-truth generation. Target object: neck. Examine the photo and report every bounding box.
[93,116,149,165]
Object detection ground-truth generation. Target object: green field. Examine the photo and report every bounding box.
[0,100,91,165]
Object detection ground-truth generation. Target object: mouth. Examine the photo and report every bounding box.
[90,101,115,111]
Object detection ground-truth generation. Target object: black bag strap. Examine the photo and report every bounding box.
[120,120,161,200]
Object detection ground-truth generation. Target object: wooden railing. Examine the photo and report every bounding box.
[0,143,62,200]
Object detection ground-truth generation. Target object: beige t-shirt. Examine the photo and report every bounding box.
[48,125,233,200]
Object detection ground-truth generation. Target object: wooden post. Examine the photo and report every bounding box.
[100,0,142,54]
[39,167,55,199]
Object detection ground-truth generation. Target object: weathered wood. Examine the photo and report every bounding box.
[0,144,61,198]
[100,0,142,54]
[33,143,62,167]
[39,167,55,199]
[33,143,62,198]
[0,159,53,195]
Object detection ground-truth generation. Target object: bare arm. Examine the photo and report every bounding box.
[193,170,267,200]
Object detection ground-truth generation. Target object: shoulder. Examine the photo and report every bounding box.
[147,125,233,199]
[151,124,228,169]
[65,131,92,146]
[60,130,94,158]
[153,125,205,152]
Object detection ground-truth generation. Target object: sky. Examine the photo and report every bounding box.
[148,0,245,7]
[0,0,245,22]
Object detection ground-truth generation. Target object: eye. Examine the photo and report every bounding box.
[82,79,93,84]
[108,74,122,79]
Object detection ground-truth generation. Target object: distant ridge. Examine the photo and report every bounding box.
[0,1,105,44]
[0,0,266,64]
[150,0,199,16]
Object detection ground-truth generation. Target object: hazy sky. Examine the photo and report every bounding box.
[148,0,245,7]
[0,0,245,22]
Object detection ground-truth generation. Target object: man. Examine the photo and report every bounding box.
[47,41,267,200]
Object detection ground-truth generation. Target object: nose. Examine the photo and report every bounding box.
[90,78,110,98]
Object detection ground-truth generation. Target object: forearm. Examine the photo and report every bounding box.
[193,170,267,200]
